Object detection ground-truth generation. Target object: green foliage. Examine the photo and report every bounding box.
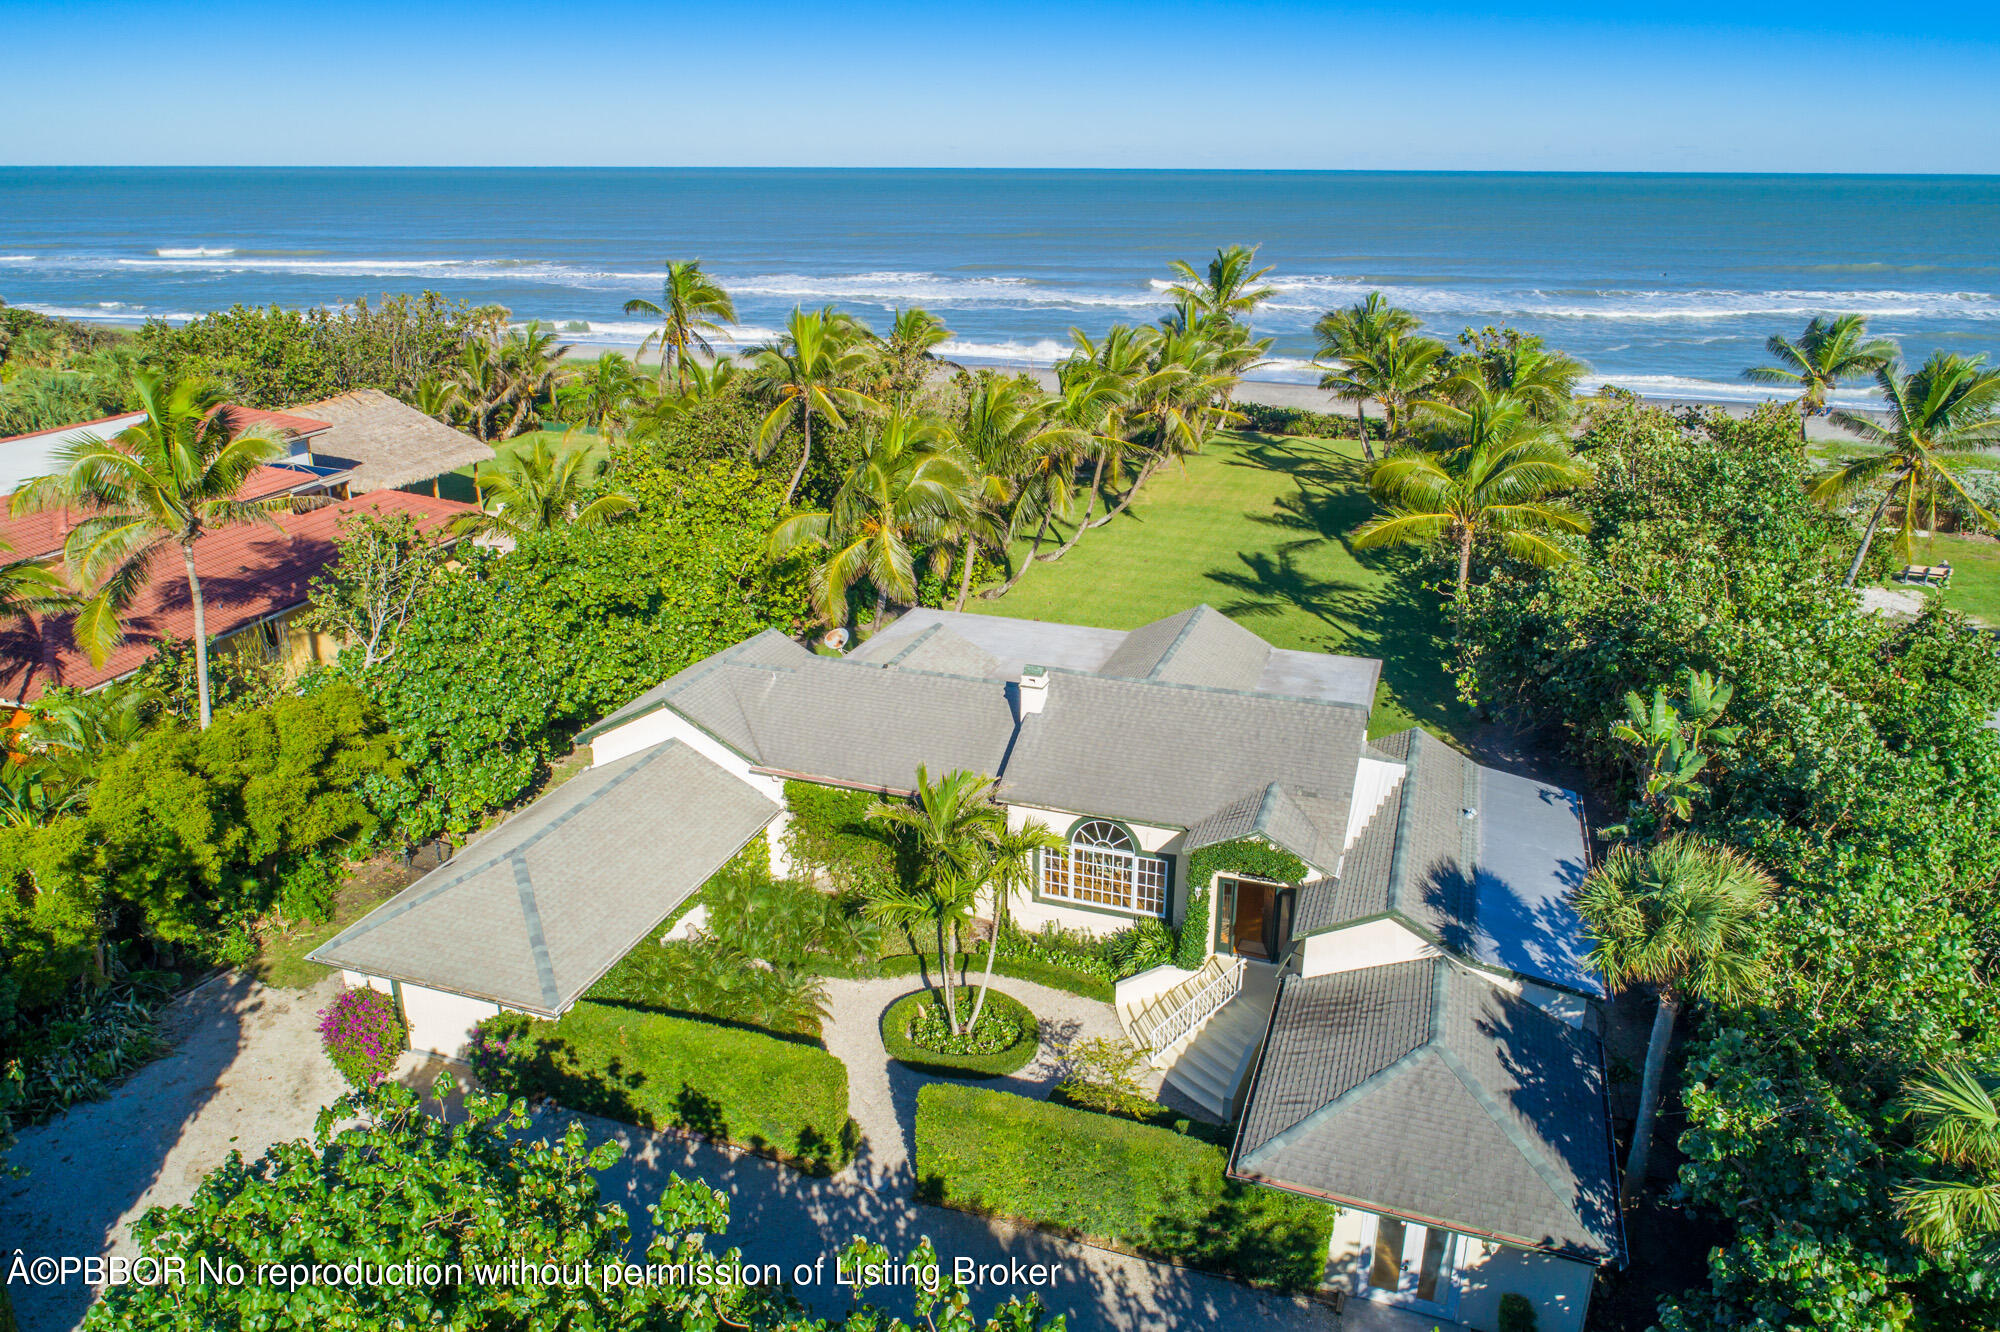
[474,1003,856,1174]
[881,989,1038,1078]
[298,509,448,670]
[1185,839,1308,904]
[1174,887,1211,969]
[1050,1035,1166,1122]
[1497,1290,1540,1332]
[315,985,406,1088]
[1,976,167,1125]
[357,461,806,840]
[87,1077,1051,1331]
[130,635,286,723]
[129,293,479,407]
[782,779,899,892]
[0,304,137,435]
[914,1083,1336,1292]
[1453,398,2000,1329]
[1234,401,1378,440]
[992,921,1115,980]
[871,950,1115,1003]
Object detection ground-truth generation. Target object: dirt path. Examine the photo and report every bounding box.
[0,972,349,1331]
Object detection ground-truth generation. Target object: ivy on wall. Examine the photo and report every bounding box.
[780,780,898,892]
[1179,838,1309,967]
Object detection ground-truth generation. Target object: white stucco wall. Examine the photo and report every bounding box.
[340,972,505,1062]
[1297,917,1439,978]
[1324,1210,1596,1332]
[1004,802,1185,934]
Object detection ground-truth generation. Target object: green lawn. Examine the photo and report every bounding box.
[1875,531,2000,623]
[968,431,1470,742]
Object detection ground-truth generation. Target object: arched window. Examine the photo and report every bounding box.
[1041,819,1169,916]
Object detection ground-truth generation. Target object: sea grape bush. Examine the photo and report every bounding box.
[317,987,406,1087]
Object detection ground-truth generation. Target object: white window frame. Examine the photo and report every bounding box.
[1039,820,1169,918]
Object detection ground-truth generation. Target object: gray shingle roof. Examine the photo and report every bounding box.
[291,389,494,492]
[1098,605,1274,691]
[1233,959,1621,1262]
[308,741,779,1015]
[1001,669,1366,835]
[1185,782,1342,874]
[875,623,1004,678]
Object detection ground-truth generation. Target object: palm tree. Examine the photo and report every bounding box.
[12,372,288,729]
[1572,834,1775,1208]
[764,413,973,627]
[0,535,72,625]
[963,819,1062,1033]
[1351,386,1592,596]
[455,432,634,540]
[867,766,1007,1035]
[947,375,1070,610]
[1451,328,1590,425]
[1744,314,1897,443]
[451,320,572,442]
[622,259,738,389]
[14,680,157,796]
[1342,329,1449,444]
[1893,1059,2000,1259]
[1314,293,1422,459]
[750,307,881,507]
[1167,244,1277,327]
[559,351,647,443]
[1814,352,2000,587]
[875,308,953,411]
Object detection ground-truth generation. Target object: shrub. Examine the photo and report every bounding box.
[914,1083,1335,1292]
[1101,919,1175,977]
[994,921,1113,980]
[473,1003,855,1174]
[1,979,168,1124]
[881,990,1038,1078]
[1498,1292,1539,1332]
[871,951,1115,1003]
[1174,887,1210,970]
[1235,401,1378,441]
[781,780,898,892]
[316,987,406,1087]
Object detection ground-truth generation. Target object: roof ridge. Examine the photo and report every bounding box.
[1145,605,1212,679]
[881,622,945,668]
[318,742,680,951]
[1037,662,1368,714]
[1381,730,1423,915]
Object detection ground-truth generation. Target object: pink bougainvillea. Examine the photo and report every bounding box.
[317,986,407,1087]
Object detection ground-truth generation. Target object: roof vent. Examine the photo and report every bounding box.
[1018,665,1051,716]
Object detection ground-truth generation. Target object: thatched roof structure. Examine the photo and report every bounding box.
[292,389,493,492]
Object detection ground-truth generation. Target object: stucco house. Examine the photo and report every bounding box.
[313,604,1621,1331]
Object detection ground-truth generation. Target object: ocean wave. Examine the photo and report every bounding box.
[0,255,33,264]
[1260,276,2000,323]
[23,303,196,323]
[154,246,235,257]
[1578,373,1882,407]
[723,270,1165,310]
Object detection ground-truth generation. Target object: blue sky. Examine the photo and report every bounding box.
[6,0,1999,170]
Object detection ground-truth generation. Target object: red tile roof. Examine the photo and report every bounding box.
[210,405,334,438]
[0,412,148,447]
[0,490,480,704]
[0,465,332,562]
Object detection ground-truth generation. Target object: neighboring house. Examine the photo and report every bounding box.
[0,461,477,705]
[313,604,1621,1332]
[0,412,147,496]
[284,389,494,497]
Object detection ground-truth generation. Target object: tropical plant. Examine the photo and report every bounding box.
[0,535,71,625]
[963,819,1062,1033]
[1336,327,1448,444]
[1743,313,1897,442]
[455,432,634,540]
[1351,385,1592,595]
[13,679,159,793]
[1314,292,1422,459]
[1572,834,1774,1207]
[948,374,1072,609]
[298,509,450,668]
[448,317,571,443]
[1449,326,1589,424]
[750,306,881,506]
[867,767,1007,1036]
[1893,1058,2000,1260]
[622,259,738,389]
[1016,325,1157,572]
[875,307,953,410]
[11,372,288,728]
[316,985,407,1087]
[1167,244,1277,327]
[1606,668,1739,834]
[1813,351,2000,586]
[556,350,648,442]
[764,413,972,626]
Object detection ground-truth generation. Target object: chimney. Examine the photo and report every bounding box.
[1018,665,1050,716]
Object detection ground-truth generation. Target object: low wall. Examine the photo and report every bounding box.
[1114,962,1199,1013]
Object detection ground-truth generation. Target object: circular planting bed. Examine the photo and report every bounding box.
[881,988,1040,1078]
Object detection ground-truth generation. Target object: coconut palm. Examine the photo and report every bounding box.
[1167,244,1277,327]
[12,372,288,729]
[622,259,738,389]
[980,367,1128,600]
[1351,386,1592,596]
[0,535,71,625]
[451,320,572,442]
[964,819,1063,1033]
[750,307,882,507]
[1744,314,1896,443]
[875,307,953,410]
[559,351,647,443]
[454,432,634,540]
[947,375,1071,610]
[1314,293,1422,459]
[1341,329,1450,444]
[1815,352,2000,587]
[1084,321,1244,533]
[764,413,973,627]
[867,766,1007,1035]
[1451,327,1590,425]
[1893,1058,2000,1259]
[1572,834,1774,1207]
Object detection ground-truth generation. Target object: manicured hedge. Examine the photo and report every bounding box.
[872,951,1114,1003]
[914,1084,1336,1293]
[475,1002,856,1174]
[880,990,1040,1078]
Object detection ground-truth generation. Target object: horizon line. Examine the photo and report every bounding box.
[5,164,2000,178]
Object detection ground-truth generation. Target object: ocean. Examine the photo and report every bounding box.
[3,168,1996,406]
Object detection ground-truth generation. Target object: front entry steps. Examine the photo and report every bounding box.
[1160,962,1279,1120]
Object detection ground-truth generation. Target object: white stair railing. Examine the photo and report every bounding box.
[1128,954,1246,1066]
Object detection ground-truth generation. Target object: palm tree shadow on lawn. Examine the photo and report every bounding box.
[1207,438,1466,740]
